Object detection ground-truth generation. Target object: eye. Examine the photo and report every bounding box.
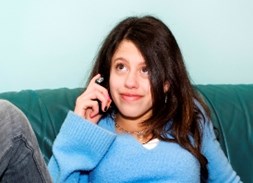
[115,63,127,72]
[140,66,149,75]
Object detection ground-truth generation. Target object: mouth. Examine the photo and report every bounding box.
[120,93,142,102]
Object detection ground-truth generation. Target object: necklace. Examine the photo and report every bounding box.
[115,122,150,144]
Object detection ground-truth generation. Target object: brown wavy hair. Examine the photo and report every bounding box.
[88,15,210,180]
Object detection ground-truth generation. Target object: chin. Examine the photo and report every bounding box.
[119,108,151,120]
[118,109,139,117]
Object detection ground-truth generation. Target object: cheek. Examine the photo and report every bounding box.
[109,81,119,108]
[142,81,152,94]
[109,72,122,89]
[109,75,118,98]
[144,83,153,103]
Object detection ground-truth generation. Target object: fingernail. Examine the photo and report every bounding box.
[90,113,95,118]
[104,100,111,112]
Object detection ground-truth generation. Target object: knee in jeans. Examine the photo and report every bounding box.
[0,99,33,140]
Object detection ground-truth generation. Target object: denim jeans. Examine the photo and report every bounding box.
[0,100,52,183]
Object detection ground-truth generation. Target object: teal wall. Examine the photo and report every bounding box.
[1,1,253,92]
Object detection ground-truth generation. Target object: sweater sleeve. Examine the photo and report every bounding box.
[48,111,116,183]
[201,120,242,183]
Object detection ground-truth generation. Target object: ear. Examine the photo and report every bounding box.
[163,81,170,93]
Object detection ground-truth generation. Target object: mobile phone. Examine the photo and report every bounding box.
[95,77,104,85]
[95,77,105,114]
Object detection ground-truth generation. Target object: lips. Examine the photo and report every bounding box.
[120,93,142,102]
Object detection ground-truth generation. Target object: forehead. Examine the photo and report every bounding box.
[112,40,145,64]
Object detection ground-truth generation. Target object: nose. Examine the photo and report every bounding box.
[124,72,139,89]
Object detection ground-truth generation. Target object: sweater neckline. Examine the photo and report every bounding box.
[101,115,162,150]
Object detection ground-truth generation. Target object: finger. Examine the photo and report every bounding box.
[88,75,111,111]
[84,100,100,118]
[74,98,94,117]
[94,90,111,112]
[75,94,99,116]
[87,74,101,90]
[85,108,102,123]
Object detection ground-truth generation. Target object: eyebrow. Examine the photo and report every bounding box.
[112,57,127,62]
[112,57,146,66]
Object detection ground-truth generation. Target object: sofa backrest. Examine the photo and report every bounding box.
[0,85,252,182]
[0,88,83,163]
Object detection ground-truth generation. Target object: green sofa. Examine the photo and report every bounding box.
[0,85,252,182]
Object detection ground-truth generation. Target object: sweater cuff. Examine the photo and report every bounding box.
[56,111,116,158]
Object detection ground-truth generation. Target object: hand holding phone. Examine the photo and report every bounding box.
[74,74,111,123]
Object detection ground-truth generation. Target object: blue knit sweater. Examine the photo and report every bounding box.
[48,111,241,183]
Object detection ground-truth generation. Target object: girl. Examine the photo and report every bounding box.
[48,16,241,182]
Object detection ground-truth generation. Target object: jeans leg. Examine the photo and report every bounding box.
[0,100,52,183]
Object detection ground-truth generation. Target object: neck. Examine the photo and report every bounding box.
[115,113,145,132]
[114,113,153,144]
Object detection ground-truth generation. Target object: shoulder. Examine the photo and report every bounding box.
[192,99,217,143]
[193,99,212,132]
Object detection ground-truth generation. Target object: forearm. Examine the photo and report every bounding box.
[48,111,116,182]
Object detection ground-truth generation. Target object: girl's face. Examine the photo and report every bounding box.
[109,40,153,121]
